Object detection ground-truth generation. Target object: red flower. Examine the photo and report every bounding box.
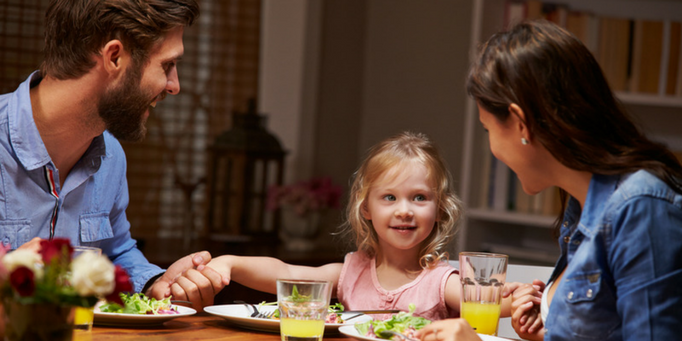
[9,266,35,297]
[105,265,133,305]
[39,238,73,264]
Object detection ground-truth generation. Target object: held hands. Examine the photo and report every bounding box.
[147,251,229,312]
[503,279,546,341]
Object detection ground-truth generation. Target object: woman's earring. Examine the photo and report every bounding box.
[521,138,529,145]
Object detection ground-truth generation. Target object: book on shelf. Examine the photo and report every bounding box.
[630,20,665,94]
[543,3,568,28]
[566,10,599,55]
[506,1,682,98]
[479,150,562,216]
[479,139,493,209]
[597,17,631,92]
[504,0,527,30]
[665,21,681,95]
[489,156,511,211]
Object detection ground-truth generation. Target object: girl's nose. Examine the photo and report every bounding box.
[394,208,414,219]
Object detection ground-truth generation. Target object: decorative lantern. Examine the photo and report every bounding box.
[205,99,286,246]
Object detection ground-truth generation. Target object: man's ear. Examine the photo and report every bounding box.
[101,40,125,76]
[508,103,529,140]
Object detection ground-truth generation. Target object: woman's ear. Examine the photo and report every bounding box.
[508,103,529,141]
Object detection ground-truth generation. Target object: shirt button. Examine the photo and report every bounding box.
[563,221,568,227]
[2,237,9,245]
[567,291,574,300]
[387,295,394,302]
[563,236,570,243]
[586,289,593,298]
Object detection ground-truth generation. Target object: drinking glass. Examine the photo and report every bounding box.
[277,279,332,341]
[459,252,508,336]
[72,246,102,332]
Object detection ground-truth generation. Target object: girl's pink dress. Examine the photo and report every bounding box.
[336,251,459,321]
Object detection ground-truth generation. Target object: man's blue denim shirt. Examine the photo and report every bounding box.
[544,171,682,340]
[0,72,163,292]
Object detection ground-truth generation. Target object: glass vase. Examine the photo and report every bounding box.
[280,208,321,252]
[2,299,75,341]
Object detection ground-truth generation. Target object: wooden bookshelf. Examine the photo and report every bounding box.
[457,0,682,266]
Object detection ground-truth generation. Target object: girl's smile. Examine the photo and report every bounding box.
[363,162,438,252]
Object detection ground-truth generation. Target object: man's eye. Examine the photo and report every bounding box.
[383,194,396,201]
[164,62,176,73]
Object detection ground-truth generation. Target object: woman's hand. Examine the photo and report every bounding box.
[415,319,481,341]
[509,280,546,341]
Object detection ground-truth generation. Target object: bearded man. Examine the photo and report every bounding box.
[0,0,227,311]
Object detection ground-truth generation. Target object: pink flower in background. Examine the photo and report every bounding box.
[267,176,343,217]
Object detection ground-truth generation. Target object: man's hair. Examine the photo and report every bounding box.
[41,0,200,80]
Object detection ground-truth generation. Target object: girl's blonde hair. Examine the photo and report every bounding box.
[341,131,462,269]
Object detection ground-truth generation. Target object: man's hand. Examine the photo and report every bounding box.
[16,237,43,253]
[146,251,227,312]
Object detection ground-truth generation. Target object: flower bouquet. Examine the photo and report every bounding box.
[266,176,343,217]
[267,177,343,251]
[0,238,132,341]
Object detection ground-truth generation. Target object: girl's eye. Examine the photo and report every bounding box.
[383,194,396,201]
[414,194,426,202]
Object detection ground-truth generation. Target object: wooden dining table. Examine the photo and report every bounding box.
[74,313,353,341]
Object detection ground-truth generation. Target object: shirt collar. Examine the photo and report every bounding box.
[8,71,109,172]
[8,71,51,171]
[575,173,621,236]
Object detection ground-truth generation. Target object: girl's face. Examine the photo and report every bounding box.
[362,162,438,254]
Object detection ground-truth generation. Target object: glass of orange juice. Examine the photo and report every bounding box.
[72,246,102,332]
[277,279,332,341]
[459,252,508,336]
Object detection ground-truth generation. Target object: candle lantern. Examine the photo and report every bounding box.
[206,100,286,245]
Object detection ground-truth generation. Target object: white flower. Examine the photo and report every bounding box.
[2,249,43,279]
[70,252,115,297]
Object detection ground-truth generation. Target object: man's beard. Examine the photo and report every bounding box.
[98,64,153,142]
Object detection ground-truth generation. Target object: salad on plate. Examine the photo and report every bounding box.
[355,304,430,340]
[99,293,180,315]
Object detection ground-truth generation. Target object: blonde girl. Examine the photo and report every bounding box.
[202,132,509,320]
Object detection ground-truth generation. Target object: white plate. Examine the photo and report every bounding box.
[94,305,196,326]
[338,325,512,341]
[204,304,373,333]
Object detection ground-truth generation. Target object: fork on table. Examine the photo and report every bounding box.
[254,309,275,319]
[234,300,276,319]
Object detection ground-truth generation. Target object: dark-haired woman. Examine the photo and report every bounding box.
[416,19,682,341]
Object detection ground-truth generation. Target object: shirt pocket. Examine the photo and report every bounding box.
[563,270,620,340]
[0,220,31,249]
[79,212,114,243]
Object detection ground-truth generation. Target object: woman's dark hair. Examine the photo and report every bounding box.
[466,20,682,230]
[41,0,200,80]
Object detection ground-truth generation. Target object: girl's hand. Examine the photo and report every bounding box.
[509,280,545,341]
[414,319,480,341]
